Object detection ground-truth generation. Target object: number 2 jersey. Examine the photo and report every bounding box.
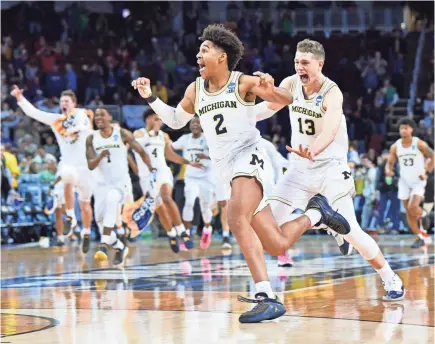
[193,71,261,167]
[395,137,425,184]
[289,76,348,167]
[172,133,213,181]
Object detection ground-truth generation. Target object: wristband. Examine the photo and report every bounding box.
[145,95,157,103]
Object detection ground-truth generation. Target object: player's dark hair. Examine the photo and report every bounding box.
[199,24,244,71]
[143,108,156,122]
[398,118,416,130]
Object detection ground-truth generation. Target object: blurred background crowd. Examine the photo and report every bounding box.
[1,1,434,244]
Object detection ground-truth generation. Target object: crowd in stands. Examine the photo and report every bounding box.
[1,2,434,243]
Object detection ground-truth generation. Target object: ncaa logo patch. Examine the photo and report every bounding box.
[315,95,323,106]
[227,82,235,94]
[113,134,119,141]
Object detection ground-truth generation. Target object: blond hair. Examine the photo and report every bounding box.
[60,90,77,104]
[296,39,325,60]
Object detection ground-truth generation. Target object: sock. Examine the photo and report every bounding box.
[203,225,212,234]
[112,239,125,250]
[167,228,177,237]
[117,227,125,236]
[222,227,230,237]
[255,281,274,299]
[305,209,322,227]
[82,227,91,235]
[376,262,395,283]
[175,224,186,236]
[102,231,117,246]
[66,208,76,220]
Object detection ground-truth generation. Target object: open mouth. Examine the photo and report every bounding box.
[300,74,309,83]
[61,107,67,113]
[198,61,206,73]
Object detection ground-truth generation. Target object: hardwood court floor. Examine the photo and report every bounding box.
[1,235,433,343]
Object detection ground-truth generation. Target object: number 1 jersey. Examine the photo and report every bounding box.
[194,71,260,164]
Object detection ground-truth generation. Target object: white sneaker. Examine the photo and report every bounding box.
[382,274,405,301]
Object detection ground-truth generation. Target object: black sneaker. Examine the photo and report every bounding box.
[82,234,90,254]
[56,238,65,247]
[63,216,76,237]
[180,231,194,250]
[94,244,109,261]
[221,236,231,249]
[168,236,180,253]
[411,237,425,249]
[306,194,350,235]
[113,246,129,266]
[238,292,286,323]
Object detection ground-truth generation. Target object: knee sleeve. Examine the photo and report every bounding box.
[182,202,195,222]
[200,203,212,224]
[333,195,380,260]
[103,189,122,228]
[269,199,297,226]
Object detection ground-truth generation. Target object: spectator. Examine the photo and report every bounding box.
[371,51,388,78]
[89,95,104,107]
[65,63,77,92]
[152,80,169,103]
[39,160,57,183]
[1,105,21,144]
[360,154,377,230]
[32,147,57,167]
[43,135,59,157]
[381,79,399,111]
[1,144,20,188]
[361,62,379,90]
[45,64,65,98]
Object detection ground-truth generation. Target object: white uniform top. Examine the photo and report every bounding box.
[134,128,168,177]
[17,98,92,167]
[258,138,291,183]
[289,76,348,168]
[396,137,425,183]
[172,133,213,180]
[92,127,129,186]
[194,71,260,167]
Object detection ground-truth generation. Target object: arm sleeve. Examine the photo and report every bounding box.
[254,101,279,122]
[17,97,58,126]
[148,98,194,129]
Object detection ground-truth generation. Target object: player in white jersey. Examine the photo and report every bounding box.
[134,109,202,253]
[172,116,218,250]
[11,87,94,253]
[132,24,351,323]
[258,138,294,267]
[254,39,405,301]
[86,108,155,266]
[386,118,434,248]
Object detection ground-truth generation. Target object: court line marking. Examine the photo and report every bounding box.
[0,313,59,338]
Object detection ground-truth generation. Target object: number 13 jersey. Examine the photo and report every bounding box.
[289,76,348,165]
[194,71,260,164]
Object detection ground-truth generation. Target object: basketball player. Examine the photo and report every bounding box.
[171,116,216,249]
[11,86,94,253]
[386,118,434,248]
[253,39,405,301]
[44,173,65,247]
[258,138,294,267]
[134,109,202,253]
[86,108,155,266]
[132,24,351,323]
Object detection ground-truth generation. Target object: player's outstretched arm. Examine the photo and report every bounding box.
[10,85,58,126]
[85,134,109,170]
[253,74,296,122]
[121,128,155,172]
[132,77,195,129]
[164,133,203,168]
[418,139,434,175]
[385,144,397,177]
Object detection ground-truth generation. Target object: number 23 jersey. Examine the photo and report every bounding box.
[289,76,348,165]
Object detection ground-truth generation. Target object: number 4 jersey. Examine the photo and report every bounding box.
[289,76,348,166]
[134,128,168,177]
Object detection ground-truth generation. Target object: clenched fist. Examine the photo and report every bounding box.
[10,85,24,102]
[131,77,152,98]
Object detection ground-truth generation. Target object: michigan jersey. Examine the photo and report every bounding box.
[172,133,213,180]
[134,128,168,177]
[289,76,348,165]
[92,127,129,185]
[396,137,425,183]
[194,71,260,165]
